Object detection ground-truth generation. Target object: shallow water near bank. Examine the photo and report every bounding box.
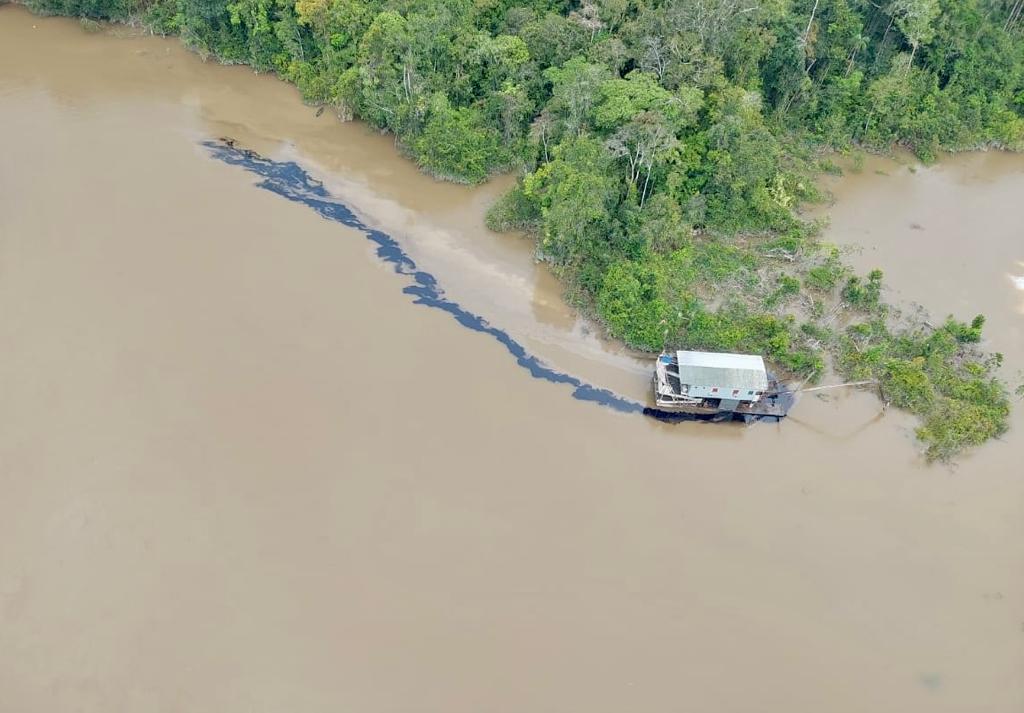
[1,6,1022,712]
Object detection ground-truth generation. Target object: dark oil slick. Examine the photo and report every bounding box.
[203,140,646,414]
[203,139,788,423]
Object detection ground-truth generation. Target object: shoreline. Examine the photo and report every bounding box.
[6,5,1015,458]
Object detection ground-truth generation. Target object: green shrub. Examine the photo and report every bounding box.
[597,261,671,350]
[842,269,884,311]
[805,256,846,292]
[413,97,505,183]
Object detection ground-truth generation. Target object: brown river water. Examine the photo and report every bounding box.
[1,6,1022,711]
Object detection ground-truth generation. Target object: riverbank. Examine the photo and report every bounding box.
[14,0,1023,458]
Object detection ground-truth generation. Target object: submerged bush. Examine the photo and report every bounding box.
[839,317,1010,460]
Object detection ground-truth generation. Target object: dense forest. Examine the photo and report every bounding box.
[23,0,1024,457]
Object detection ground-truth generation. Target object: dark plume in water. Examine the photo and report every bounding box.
[202,138,787,423]
[203,139,643,415]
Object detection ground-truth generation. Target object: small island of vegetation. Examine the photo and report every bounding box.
[24,0,1023,458]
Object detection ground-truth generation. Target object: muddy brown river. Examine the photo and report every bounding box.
[1,6,1022,712]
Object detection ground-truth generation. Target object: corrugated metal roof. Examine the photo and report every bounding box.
[675,350,768,391]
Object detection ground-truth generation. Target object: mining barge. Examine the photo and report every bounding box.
[653,350,790,419]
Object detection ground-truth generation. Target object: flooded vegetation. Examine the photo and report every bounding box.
[18,0,1024,456]
[1,7,1023,713]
